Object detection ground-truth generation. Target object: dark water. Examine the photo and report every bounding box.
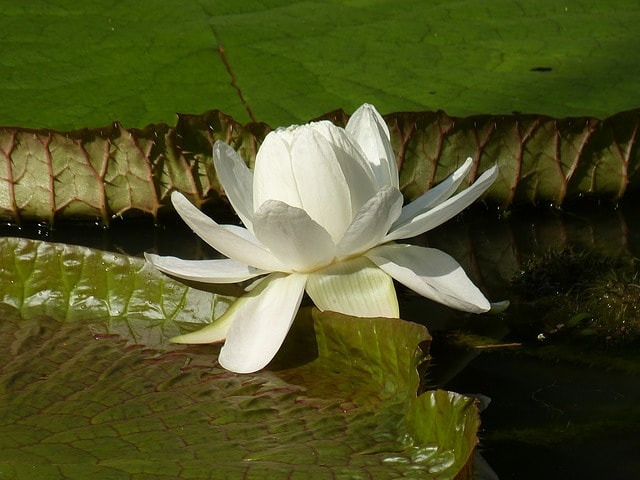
[404,201,640,480]
[2,200,639,479]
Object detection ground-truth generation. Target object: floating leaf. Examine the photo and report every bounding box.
[0,237,235,345]
[0,237,480,479]
[1,2,639,129]
[2,108,640,224]
[0,112,269,225]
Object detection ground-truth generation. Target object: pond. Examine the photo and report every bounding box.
[2,198,638,479]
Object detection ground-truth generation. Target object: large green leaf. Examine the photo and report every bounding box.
[0,236,239,345]
[2,108,638,224]
[0,1,638,130]
[0,237,480,479]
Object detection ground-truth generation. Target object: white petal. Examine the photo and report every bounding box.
[385,164,498,242]
[288,128,355,241]
[346,104,399,189]
[253,131,301,210]
[393,157,473,228]
[222,224,262,245]
[306,256,399,318]
[171,192,287,272]
[213,141,254,230]
[336,186,403,257]
[366,244,490,313]
[307,121,379,210]
[172,318,232,344]
[144,252,266,283]
[252,199,336,271]
[219,272,308,373]
[172,306,236,344]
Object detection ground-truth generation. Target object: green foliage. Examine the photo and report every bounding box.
[0,1,639,130]
[0,237,480,479]
[0,237,235,344]
[2,1,639,224]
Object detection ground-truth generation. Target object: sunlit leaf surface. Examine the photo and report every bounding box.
[1,1,638,130]
[0,237,480,479]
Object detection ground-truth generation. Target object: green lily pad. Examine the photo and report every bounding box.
[0,236,236,345]
[0,237,480,479]
[1,1,638,130]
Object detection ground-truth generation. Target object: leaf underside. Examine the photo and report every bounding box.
[1,108,639,225]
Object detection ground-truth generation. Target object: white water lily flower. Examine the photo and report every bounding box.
[146,104,498,373]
